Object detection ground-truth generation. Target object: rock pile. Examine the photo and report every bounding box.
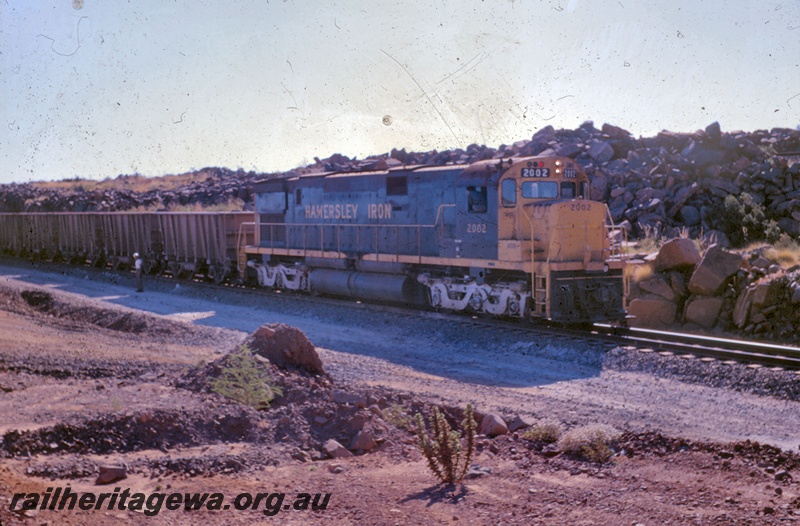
[0,167,256,212]
[628,239,800,339]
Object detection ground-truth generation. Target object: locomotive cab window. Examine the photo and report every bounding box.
[560,182,576,198]
[580,182,589,198]
[521,181,558,199]
[501,179,516,207]
[386,176,407,196]
[467,186,487,213]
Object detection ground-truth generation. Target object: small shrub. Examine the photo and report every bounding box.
[384,404,415,431]
[635,224,663,254]
[210,345,282,410]
[415,404,476,484]
[523,419,563,443]
[557,424,621,463]
[714,193,782,247]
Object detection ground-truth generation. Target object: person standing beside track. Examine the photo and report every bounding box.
[134,252,143,292]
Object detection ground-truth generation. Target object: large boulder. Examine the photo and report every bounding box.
[479,414,508,437]
[244,323,325,375]
[323,439,353,459]
[96,464,127,485]
[684,297,724,329]
[654,238,701,272]
[688,245,743,295]
[732,287,755,328]
[627,296,678,329]
[638,275,675,301]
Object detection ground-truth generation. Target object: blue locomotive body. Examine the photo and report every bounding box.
[246,156,627,322]
[253,165,503,261]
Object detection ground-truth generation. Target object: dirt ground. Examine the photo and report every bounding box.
[1,274,800,524]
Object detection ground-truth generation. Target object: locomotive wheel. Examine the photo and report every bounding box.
[468,289,487,312]
[430,288,442,308]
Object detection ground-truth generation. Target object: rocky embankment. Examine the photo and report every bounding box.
[629,238,800,339]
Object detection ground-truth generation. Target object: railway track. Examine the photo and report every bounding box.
[7,257,800,371]
[589,324,800,371]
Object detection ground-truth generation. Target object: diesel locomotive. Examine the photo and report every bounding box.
[0,155,627,323]
[244,155,627,322]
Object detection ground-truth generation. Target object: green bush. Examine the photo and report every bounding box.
[415,404,476,484]
[384,404,415,431]
[210,345,282,410]
[715,193,781,247]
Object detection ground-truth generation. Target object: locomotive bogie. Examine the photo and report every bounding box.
[417,272,530,317]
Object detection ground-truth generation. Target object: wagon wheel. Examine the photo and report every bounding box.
[210,265,228,285]
[168,261,182,278]
[142,259,155,275]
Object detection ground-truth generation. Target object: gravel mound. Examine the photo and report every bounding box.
[0,406,260,458]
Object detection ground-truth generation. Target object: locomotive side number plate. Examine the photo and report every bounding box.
[521,167,550,178]
[564,168,577,178]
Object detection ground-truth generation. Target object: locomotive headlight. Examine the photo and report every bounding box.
[555,169,561,174]
[555,160,562,166]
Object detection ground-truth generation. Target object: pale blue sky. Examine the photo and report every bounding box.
[2,0,798,183]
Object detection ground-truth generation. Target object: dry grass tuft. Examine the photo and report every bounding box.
[627,262,654,283]
[523,419,563,443]
[763,235,800,268]
[557,423,621,462]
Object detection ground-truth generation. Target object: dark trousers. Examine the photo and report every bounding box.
[136,269,143,292]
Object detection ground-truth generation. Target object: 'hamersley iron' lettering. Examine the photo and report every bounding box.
[303,203,393,221]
